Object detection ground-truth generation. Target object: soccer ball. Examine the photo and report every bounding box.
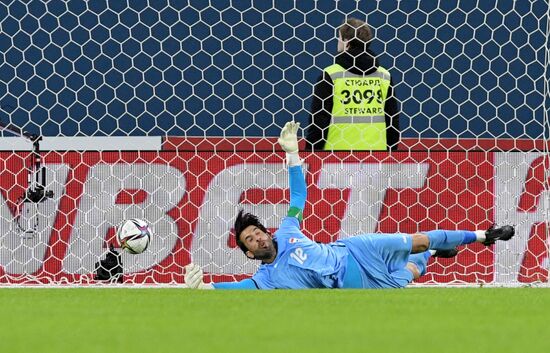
[116,218,152,254]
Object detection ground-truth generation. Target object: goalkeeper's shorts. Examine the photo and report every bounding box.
[339,233,415,289]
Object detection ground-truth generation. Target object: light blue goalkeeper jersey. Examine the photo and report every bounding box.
[251,216,349,289]
[213,164,349,290]
[210,160,472,289]
[211,164,421,290]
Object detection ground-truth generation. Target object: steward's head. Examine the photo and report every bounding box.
[338,17,373,51]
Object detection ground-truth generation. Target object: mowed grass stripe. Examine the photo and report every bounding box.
[0,288,548,353]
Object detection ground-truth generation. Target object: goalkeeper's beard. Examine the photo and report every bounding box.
[252,240,277,261]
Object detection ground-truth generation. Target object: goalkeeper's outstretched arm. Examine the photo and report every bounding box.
[278,121,306,222]
[184,263,259,289]
[185,121,305,290]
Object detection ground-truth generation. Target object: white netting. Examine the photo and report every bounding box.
[0,1,548,286]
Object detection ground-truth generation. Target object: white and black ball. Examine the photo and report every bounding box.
[116,218,152,254]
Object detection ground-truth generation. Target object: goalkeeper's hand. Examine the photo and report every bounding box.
[278,121,300,154]
[184,263,213,289]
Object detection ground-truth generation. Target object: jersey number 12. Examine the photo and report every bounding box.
[290,247,307,265]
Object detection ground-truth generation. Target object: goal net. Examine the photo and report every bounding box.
[0,1,548,286]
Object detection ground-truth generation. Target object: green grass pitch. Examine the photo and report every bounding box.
[0,287,548,353]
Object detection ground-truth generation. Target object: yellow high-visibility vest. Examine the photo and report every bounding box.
[324,64,391,150]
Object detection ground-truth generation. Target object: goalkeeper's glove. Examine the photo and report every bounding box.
[184,263,213,289]
[278,121,302,166]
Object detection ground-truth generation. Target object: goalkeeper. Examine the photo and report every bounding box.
[185,122,515,289]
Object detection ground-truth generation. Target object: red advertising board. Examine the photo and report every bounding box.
[0,151,547,285]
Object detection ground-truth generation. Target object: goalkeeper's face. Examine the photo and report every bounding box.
[240,225,277,263]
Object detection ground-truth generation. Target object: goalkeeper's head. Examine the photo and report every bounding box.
[234,209,277,263]
[338,17,373,52]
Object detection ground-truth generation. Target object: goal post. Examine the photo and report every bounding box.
[0,1,548,286]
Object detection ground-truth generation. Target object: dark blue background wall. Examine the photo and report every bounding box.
[0,0,548,139]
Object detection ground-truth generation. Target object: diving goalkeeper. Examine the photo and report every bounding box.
[184,122,515,289]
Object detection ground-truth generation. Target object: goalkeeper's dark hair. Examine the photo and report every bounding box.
[339,17,373,50]
[234,209,268,253]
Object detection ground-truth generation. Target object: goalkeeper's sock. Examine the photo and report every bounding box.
[474,230,487,242]
[408,251,431,276]
[427,230,477,250]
